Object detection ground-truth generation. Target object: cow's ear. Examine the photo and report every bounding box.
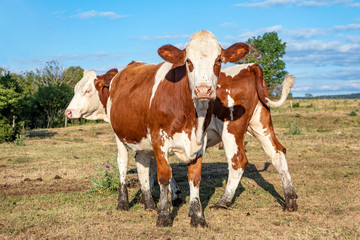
[105,68,118,84]
[158,45,185,65]
[222,43,250,63]
[94,76,104,91]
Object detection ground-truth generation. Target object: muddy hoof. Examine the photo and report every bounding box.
[172,198,183,207]
[117,201,129,211]
[156,213,173,227]
[190,215,208,228]
[144,199,156,211]
[284,198,298,212]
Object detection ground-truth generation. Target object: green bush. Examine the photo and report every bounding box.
[349,111,357,116]
[0,119,24,143]
[292,102,300,108]
[289,121,302,135]
[14,133,26,146]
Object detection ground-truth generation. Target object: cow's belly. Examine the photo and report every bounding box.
[165,130,205,164]
[124,137,153,152]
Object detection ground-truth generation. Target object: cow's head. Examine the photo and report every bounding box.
[65,70,108,121]
[158,30,249,101]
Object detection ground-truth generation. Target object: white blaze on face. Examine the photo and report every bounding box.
[66,70,107,121]
[185,31,222,99]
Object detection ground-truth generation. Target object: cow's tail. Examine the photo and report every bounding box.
[250,64,295,108]
[265,74,295,108]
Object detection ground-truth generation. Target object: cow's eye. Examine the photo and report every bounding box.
[218,58,222,63]
[85,90,91,94]
[186,59,190,63]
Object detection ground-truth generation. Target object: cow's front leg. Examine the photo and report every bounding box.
[115,135,129,210]
[188,155,207,227]
[135,152,156,210]
[149,157,182,207]
[153,148,173,227]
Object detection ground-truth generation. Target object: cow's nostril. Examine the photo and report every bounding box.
[194,85,213,99]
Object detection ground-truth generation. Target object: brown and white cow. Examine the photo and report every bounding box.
[206,63,298,211]
[66,30,249,227]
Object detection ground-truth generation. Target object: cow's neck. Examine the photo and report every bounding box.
[193,100,209,145]
[176,99,210,162]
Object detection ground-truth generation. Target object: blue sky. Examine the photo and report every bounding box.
[1,0,360,97]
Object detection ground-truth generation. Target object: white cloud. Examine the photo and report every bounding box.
[133,34,190,41]
[220,22,239,29]
[52,10,66,15]
[225,25,283,41]
[333,23,360,31]
[132,36,150,41]
[154,34,190,39]
[234,0,360,8]
[347,35,360,42]
[70,10,128,19]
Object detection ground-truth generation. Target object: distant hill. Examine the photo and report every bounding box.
[296,93,360,99]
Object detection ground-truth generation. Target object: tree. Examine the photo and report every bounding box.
[0,68,26,142]
[27,61,83,128]
[35,84,73,128]
[33,60,83,87]
[238,32,288,95]
[305,93,313,99]
[62,66,84,88]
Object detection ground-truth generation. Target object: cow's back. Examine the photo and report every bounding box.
[214,64,260,123]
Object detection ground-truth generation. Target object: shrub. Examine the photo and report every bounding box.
[292,102,300,108]
[289,121,302,135]
[0,119,24,143]
[14,133,26,146]
[349,111,357,116]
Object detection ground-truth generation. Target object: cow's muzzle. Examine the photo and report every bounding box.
[194,85,213,101]
[65,109,73,119]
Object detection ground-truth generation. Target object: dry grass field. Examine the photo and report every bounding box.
[1,99,360,239]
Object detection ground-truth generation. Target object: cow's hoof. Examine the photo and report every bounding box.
[144,199,157,211]
[142,191,156,210]
[156,213,173,227]
[117,184,129,210]
[190,215,208,228]
[117,201,129,211]
[284,198,298,212]
[284,192,298,212]
[172,197,183,207]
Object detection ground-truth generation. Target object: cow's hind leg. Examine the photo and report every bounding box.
[248,103,298,211]
[115,135,130,210]
[213,122,248,208]
[135,152,156,210]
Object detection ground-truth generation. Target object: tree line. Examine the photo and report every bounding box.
[0,61,83,142]
[0,32,287,143]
